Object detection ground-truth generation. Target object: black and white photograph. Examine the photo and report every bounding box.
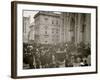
[23,11,91,69]
[11,1,97,78]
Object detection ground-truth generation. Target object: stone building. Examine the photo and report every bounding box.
[34,11,61,44]
[32,11,91,46]
[61,12,91,45]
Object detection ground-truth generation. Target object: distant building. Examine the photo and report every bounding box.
[34,11,61,44]
[28,23,35,44]
[23,16,30,43]
[61,13,91,45]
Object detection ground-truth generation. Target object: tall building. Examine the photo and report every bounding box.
[61,12,91,45]
[34,11,61,44]
[33,11,91,46]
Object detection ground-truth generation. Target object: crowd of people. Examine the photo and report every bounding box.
[23,42,91,69]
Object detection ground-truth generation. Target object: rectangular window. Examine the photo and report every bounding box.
[44,17,48,21]
[52,28,55,33]
[45,41,48,43]
[56,20,58,25]
[52,20,54,24]
[56,29,59,33]
[45,31,47,34]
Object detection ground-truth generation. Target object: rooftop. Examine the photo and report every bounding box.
[34,11,61,18]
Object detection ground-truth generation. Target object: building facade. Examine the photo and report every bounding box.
[31,11,91,46]
[61,12,91,45]
[34,11,61,44]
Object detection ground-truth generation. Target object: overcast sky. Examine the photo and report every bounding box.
[23,10,38,23]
